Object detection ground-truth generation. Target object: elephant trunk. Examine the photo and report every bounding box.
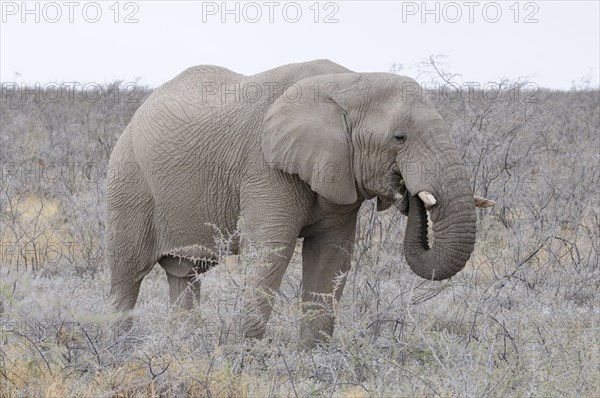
[403,162,476,280]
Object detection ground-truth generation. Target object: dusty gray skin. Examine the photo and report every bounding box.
[106,60,494,347]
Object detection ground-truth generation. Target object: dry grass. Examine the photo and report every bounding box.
[1,66,599,397]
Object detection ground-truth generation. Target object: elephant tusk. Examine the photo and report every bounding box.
[394,192,404,201]
[418,191,437,208]
[474,195,496,208]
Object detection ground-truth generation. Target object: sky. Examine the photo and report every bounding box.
[1,1,599,89]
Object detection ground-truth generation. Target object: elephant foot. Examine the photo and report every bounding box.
[104,317,141,358]
[166,309,204,340]
[300,313,335,349]
[107,317,134,340]
[241,313,267,340]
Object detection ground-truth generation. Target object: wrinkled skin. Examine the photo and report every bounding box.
[106,60,493,347]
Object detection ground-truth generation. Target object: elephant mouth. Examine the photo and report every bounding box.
[390,168,405,195]
[389,168,408,205]
[376,167,408,211]
[379,166,440,218]
[387,165,438,210]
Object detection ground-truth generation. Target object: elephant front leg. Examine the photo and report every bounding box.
[300,215,357,348]
[238,174,314,340]
[241,240,296,339]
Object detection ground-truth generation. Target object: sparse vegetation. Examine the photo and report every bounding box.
[1,63,598,397]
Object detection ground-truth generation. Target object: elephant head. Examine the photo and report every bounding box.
[263,73,491,280]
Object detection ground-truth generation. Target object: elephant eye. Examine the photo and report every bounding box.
[393,130,407,143]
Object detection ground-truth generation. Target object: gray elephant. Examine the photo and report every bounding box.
[106,60,494,347]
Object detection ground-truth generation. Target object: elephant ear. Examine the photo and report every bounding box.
[261,75,358,205]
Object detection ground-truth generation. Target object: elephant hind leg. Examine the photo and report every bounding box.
[106,163,158,333]
[159,256,216,311]
[106,215,157,334]
[165,273,201,311]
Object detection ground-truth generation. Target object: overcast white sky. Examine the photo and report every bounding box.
[1,1,599,89]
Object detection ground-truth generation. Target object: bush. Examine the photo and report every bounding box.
[1,65,598,396]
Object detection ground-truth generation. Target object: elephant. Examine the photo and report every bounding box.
[106,59,494,347]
